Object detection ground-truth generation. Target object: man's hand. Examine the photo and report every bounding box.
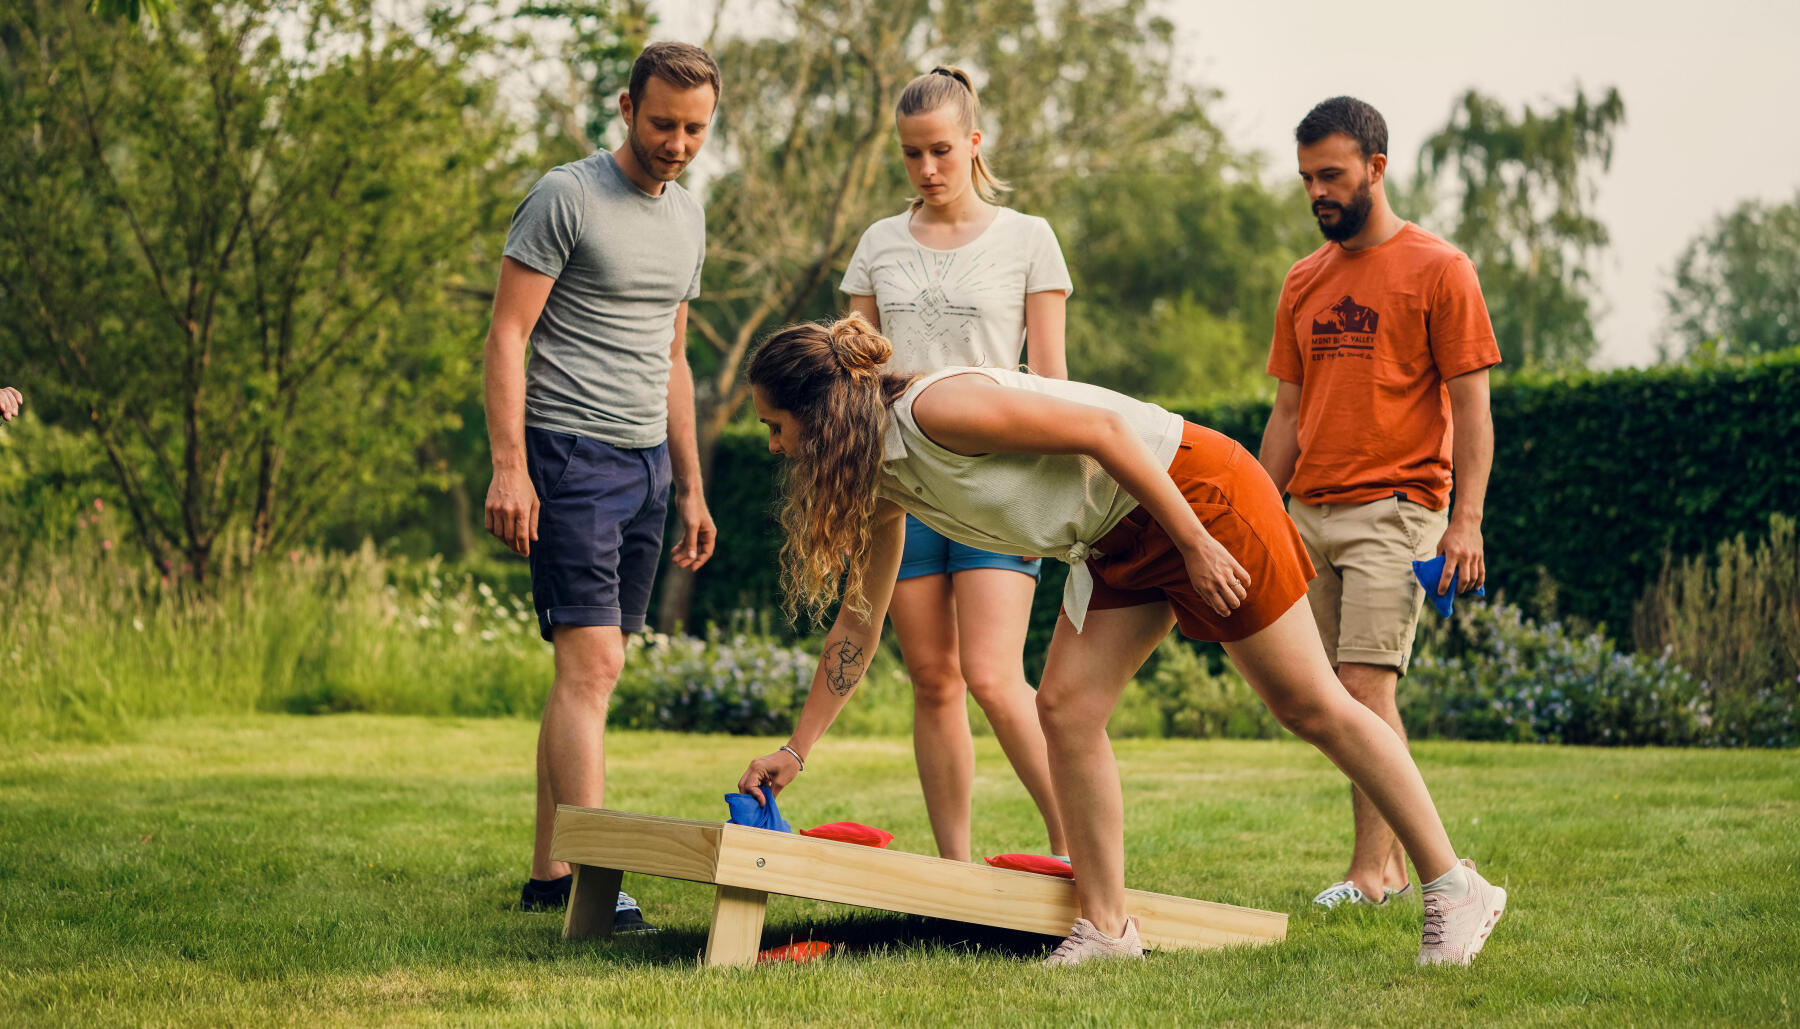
[670,486,715,570]
[0,387,21,423]
[737,749,801,805]
[485,467,539,557]
[1435,519,1485,595]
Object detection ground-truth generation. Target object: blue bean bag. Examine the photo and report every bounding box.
[724,792,792,833]
[1412,555,1487,618]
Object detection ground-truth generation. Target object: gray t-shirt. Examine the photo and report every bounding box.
[503,151,706,448]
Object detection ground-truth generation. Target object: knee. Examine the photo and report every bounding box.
[1034,683,1097,739]
[909,662,966,712]
[1268,695,1338,745]
[1337,664,1397,708]
[960,663,1025,707]
[554,653,625,706]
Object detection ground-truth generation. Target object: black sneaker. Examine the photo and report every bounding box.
[520,879,659,933]
[612,890,659,934]
[519,874,572,911]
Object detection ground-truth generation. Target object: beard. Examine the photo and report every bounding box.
[1314,178,1374,242]
[627,122,685,182]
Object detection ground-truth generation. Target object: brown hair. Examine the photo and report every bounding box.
[895,66,1008,212]
[627,41,721,105]
[746,314,915,626]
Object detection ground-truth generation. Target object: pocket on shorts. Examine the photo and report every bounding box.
[527,428,582,503]
[1392,495,1444,558]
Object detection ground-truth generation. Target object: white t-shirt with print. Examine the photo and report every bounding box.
[840,207,1073,377]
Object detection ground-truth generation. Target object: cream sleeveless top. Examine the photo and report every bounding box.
[877,367,1184,631]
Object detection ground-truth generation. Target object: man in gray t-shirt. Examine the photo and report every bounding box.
[482,42,721,930]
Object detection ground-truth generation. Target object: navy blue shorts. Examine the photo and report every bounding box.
[524,426,670,641]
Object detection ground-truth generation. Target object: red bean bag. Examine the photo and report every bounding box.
[798,822,895,848]
[984,853,1074,878]
[757,940,833,964]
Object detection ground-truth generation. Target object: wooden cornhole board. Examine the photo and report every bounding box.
[552,805,1287,967]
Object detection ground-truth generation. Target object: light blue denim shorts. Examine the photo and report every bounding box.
[897,514,1042,581]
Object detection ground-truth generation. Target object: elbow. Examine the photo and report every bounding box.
[485,326,527,363]
[1101,410,1132,451]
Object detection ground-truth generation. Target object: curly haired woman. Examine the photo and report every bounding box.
[734,314,1507,968]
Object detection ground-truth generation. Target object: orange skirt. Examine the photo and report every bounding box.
[1083,422,1315,642]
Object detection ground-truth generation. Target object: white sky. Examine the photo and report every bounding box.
[659,0,1800,367]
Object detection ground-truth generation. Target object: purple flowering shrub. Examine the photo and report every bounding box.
[1401,602,1797,747]
[607,628,819,735]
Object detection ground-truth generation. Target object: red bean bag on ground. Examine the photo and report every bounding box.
[984,853,1074,878]
[757,940,834,964]
[798,822,895,848]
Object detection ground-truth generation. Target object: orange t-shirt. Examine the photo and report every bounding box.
[1266,223,1500,511]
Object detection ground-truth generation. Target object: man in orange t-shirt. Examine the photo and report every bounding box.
[1259,97,1500,910]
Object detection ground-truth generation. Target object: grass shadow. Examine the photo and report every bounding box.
[539,908,1056,969]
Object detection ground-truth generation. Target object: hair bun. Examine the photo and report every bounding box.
[931,66,973,93]
[826,314,892,376]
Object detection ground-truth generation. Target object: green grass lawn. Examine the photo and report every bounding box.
[2,716,1796,1026]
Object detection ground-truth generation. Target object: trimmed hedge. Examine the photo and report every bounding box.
[677,351,1800,658]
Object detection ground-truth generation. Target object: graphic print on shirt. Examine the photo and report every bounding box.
[876,249,988,367]
[1308,295,1380,361]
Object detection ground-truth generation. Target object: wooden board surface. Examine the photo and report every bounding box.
[550,807,1285,951]
[550,806,724,884]
[713,822,1285,950]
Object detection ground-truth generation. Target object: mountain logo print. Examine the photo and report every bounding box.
[1308,295,1379,361]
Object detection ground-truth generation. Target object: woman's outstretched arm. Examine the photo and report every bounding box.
[738,499,906,803]
[910,373,1250,618]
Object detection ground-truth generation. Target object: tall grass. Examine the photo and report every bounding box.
[1,544,552,740]
[0,543,933,742]
[1633,512,1800,746]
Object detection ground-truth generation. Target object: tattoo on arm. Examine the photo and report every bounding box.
[824,639,865,697]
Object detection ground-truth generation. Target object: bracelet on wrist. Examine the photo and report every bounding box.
[779,745,805,772]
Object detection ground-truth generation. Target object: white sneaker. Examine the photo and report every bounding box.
[1312,880,1370,909]
[1042,917,1144,967]
[1314,879,1413,909]
[1418,860,1507,966]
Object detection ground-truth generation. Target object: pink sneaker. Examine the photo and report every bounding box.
[1042,916,1144,967]
[1417,859,1507,966]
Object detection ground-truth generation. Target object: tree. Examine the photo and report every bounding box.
[1664,191,1800,357]
[1054,163,1314,403]
[517,0,653,165]
[0,0,517,581]
[1416,87,1625,369]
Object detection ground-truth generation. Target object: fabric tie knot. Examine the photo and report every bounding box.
[1059,541,1104,634]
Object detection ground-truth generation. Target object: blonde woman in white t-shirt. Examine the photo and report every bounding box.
[838,67,1071,864]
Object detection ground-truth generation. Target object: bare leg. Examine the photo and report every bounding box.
[1338,662,1411,896]
[1224,601,1456,884]
[889,574,975,861]
[530,624,626,881]
[952,567,1067,855]
[1035,602,1176,937]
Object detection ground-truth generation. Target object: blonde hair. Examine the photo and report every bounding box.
[746,314,914,626]
[896,66,1009,212]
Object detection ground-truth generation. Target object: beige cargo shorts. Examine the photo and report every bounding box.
[1286,494,1449,674]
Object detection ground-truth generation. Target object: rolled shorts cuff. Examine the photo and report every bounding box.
[1334,646,1410,674]
[538,604,629,642]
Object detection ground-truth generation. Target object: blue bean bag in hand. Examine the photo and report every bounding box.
[724,792,792,833]
[1412,555,1486,618]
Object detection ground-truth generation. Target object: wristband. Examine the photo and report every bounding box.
[779,745,805,772]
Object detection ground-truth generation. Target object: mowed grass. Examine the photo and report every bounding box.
[1,717,1796,1026]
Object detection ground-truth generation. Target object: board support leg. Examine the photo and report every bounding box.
[703,884,768,967]
[563,864,624,940]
